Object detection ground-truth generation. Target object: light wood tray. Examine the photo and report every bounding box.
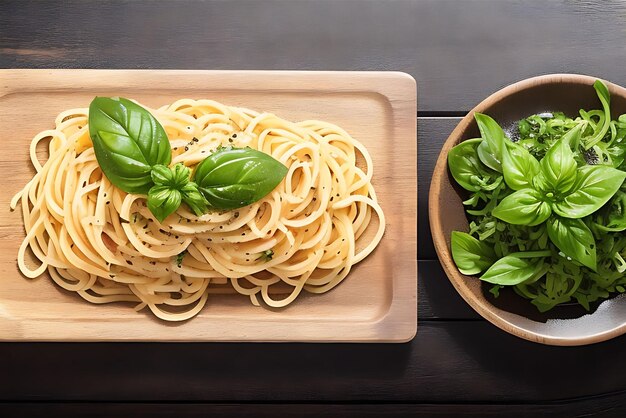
[0,70,417,342]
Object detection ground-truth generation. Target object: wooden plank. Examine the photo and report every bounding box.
[418,117,460,261]
[1,399,624,417]
[0,69,416,342]
[2,1,626,112]
[418,260,479,320]
[1,321,624,404]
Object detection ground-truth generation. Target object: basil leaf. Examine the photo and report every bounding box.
[608,141,626,169]
[151,164,180,186]
[475,113,506,172]
[447,138,489,191]
[194,147,288,210]
[559,122,585,151]
[180,182,208,216]
[502,141,540,190]
[477,141,502,173]
[474,113,506,173]
[480,254,548,286]
[553,165,626,218]
[89,97,172,194]
[595,191,626,232]
[147,185,182,222]
[492,188,552,226]
[539,126,580,194]
[451,231,495,275]
[546,217,596,270]
[506,250,551,259]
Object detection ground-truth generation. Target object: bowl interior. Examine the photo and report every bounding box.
[431,74,626,345]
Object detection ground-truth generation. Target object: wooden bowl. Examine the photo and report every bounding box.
[429,74,626,346]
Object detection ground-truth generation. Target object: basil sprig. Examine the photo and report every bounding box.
[148,164,207,222]
[490,121,626,269]
[89,97,287,221]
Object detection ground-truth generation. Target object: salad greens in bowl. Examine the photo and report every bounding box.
[430,74,626,345]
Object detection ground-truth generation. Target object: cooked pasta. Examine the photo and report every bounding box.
[11,99,385,321]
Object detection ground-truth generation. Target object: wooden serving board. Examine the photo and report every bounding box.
[0,70,417,342]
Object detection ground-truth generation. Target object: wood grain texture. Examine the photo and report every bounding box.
[3,0,626,112]
[418,260,479,320]
[0,321,624,404]
[2,399,625,418]
[0,69,417,342]
[418,117,459,260]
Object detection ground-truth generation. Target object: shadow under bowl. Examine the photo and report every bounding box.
[429,73,626,346]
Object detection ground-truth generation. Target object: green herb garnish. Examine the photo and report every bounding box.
[88,97,288,221]
[449,80,626,312]
[147,164,206,222]
[193,147,288,210]
[256,250,274,262]
[175,250,187,268]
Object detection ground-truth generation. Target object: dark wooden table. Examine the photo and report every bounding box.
[2,1,626,416]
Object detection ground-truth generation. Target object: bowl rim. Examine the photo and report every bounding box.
[428,73,626,346]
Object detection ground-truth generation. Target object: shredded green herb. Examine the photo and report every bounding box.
[175,250,187,268]
[449,80,626,312]
[256,249,274,262]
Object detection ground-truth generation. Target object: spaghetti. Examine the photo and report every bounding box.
[11,99,385,321]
